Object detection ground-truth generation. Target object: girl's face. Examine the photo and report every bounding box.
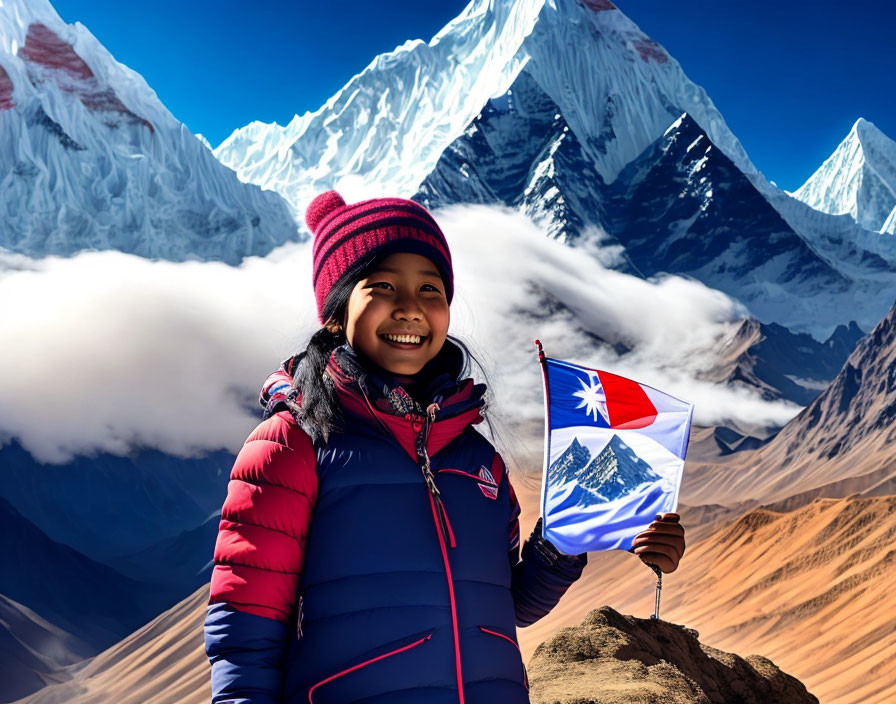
[342,252,450,377]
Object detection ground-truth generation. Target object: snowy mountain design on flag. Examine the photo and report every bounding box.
[548,435,660,504]
[538,353,693,553]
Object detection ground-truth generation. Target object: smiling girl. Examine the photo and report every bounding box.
[203,191,685,703]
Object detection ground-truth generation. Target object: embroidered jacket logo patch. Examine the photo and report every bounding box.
[478,466,498,500]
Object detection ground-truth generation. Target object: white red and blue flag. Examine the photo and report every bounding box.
[536,343,694,554]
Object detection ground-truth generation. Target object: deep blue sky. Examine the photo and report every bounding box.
[52,0,895,191]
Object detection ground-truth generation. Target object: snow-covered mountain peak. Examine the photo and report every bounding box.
[853,116,887,143]
[214,0,759,220]
[789,117,896,233]
[0,0,299,262]
[214,0,545,209]
[0,0,172,131]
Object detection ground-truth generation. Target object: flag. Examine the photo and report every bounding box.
[536,341,694,554]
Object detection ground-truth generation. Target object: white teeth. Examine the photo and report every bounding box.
[383,333,423,344]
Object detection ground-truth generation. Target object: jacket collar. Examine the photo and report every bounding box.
[326,340,487,461]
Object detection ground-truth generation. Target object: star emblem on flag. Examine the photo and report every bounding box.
[572,372,610,424]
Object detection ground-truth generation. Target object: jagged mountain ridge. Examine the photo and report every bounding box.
[683,299,896,506]
[701,317,865,407]
[415,69,615,250]
[601,113,894,337]
[211,0,896,338]
[214,0,760,217]
[416,72,893,337]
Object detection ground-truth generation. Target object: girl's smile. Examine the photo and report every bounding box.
[379,332,430,348]
[343,252,450,376]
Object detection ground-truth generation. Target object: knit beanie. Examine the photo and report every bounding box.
[306,190,454,322]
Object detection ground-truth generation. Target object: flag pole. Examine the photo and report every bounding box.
[649,563,662,620]
[534,339,550,542]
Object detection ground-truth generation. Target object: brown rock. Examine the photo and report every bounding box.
[527,606,818,704]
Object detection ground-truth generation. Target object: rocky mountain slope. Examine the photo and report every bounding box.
[0,497,173,653]
[0,594,91,704]
[12,587,212,704]
[684,299,896,506]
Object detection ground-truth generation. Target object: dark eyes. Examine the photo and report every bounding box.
[369,282,441,293]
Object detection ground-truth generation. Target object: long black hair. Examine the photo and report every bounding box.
[285,251,495,446]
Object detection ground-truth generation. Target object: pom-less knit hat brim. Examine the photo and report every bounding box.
[306,190,454,322]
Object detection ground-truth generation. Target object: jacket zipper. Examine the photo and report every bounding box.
[418,404,456,548]
[418,403,465,703]
[355,390,465,702]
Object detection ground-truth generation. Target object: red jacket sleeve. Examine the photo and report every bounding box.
[208,410,318,622]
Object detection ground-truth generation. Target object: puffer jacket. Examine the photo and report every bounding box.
[204,341,587,703]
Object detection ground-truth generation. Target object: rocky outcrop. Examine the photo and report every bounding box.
[527,606,818,704]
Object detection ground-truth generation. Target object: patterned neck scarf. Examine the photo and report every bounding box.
[259,339,487,424]
[328,339,480,419]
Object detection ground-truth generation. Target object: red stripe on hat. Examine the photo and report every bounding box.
[313,202,440,252]
[313,215,448,277]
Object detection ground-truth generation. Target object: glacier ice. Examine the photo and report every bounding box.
[0,0,300,264]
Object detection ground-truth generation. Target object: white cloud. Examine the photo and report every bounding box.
[0,246,316,463]
[439,204,800,427]
[0,204,801,464]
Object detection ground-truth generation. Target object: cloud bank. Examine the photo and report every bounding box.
[0,204,801,464]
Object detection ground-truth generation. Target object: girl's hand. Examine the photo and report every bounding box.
[630,513,685,573]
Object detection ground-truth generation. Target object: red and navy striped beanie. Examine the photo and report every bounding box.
[307,190,454,322]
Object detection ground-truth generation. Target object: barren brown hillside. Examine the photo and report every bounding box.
[683,300,896,506]
[15,587,211,704]
[517,489,896,704]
